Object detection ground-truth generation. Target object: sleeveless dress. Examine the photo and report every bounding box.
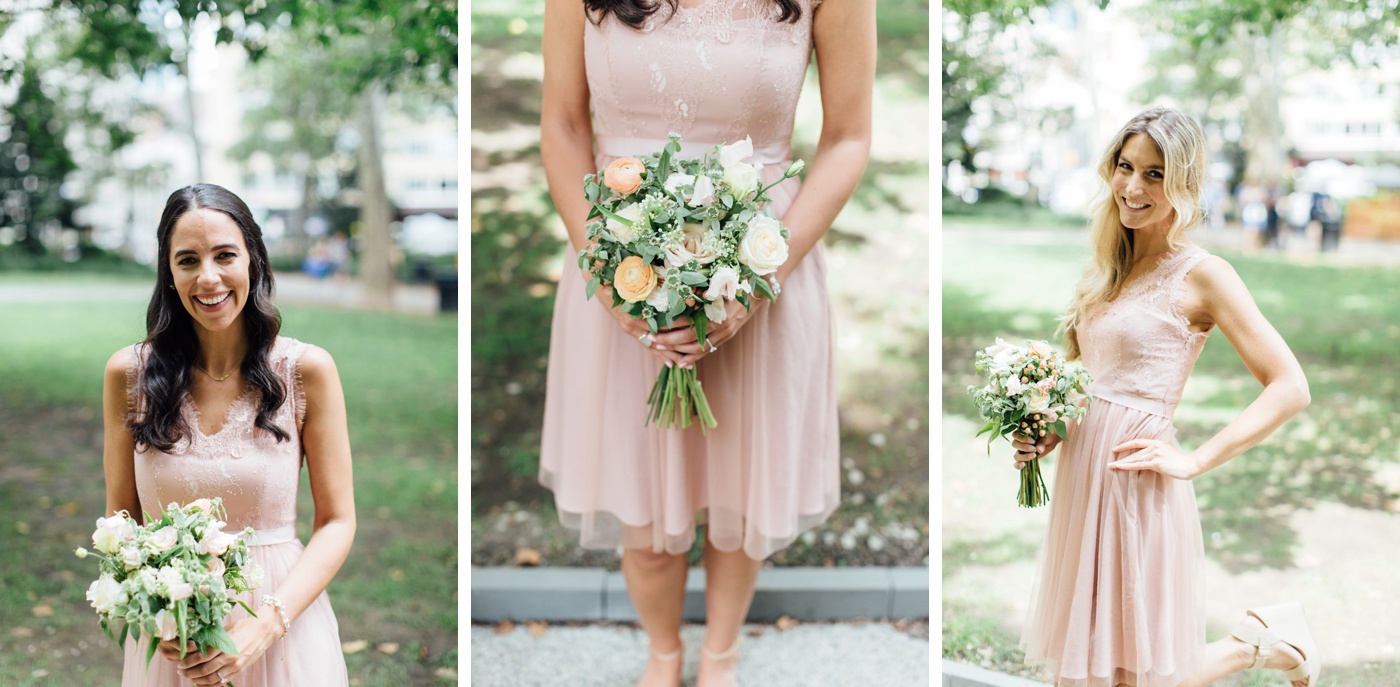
[121,336,349,686]
[1021,245,1213,687]
[538,0,840,561]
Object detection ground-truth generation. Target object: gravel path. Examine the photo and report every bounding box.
[470,621,930,687]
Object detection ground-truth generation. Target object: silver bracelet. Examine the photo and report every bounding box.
[260,594,291,657]
[766,274,782,296]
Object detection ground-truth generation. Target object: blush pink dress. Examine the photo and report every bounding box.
[1021,244,1213,687]
[121,337,348,686]
[539,0,840,560]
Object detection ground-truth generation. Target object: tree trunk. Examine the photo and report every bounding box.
[1242,28,1284,188]
[180,16,205,182]
[356,80,393,310]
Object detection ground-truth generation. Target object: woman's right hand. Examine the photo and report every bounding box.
[1011,431,1062,471]
[594,283,687,367]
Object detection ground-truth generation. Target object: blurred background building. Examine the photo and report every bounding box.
[0,2,458,300]
[944,0,1400,244]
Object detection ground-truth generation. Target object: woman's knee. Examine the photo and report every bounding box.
[624,546,685,572]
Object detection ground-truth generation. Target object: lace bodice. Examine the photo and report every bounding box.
[1079,244,1212,416]
[584,0,819,164]
[127,337,308,537]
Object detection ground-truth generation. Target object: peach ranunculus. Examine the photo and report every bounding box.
[1028,341,1054,358]
[603,157,646,195]
[613,256,658,303]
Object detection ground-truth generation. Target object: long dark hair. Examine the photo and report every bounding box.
[585,0,802,28]
[129,184,289,452]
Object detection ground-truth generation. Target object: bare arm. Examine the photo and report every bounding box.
[103,348,141,521]
[771,0,874,287]
[541,0,597,255]
[1111,256,1310,479]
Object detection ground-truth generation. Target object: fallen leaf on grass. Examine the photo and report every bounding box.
[514,548,542,566]
[527,621,547,637]
[494,619,515,635]
[11,627,34,638]
[342,640,368,654]
[388,569,405,581]
[435,668,458,680]
[775,616,799,631]
[59,502,80,516]
[31,605,53,618]
[15,522,29,535]
[377,642,399,655]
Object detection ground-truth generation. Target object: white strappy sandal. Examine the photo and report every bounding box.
[699,639,741,686]
[1230,602,1321,686]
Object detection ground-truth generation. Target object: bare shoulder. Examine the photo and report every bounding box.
[105,346,138,384]
[295,344,342,390]
[1185,254,1248,298]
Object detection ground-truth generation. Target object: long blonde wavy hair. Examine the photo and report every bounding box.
[1057,107,1209,360]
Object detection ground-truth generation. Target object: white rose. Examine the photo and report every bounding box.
[147,526,178,554]
[718,136,754,168]
[722,162,760,198]
[92,515,133,555]
[665,223,718,267]
[645,283,672,311]
[703,265,744,302]
[153,608,180,641]
[663,172,694,194]
[1004,376,1023,396]
[737,216,789,276]
[1025,387,1051,414]
[688,175,716,207]
[187,498,214,513]
[206,556,226,577]
[704,299,728,324]
[159,567,194,602]
[119,544,144,570]
[86,574,127,614]
[983,337,1016,362]
[604,203,643,244]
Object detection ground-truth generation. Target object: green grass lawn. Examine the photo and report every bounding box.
[0,295,457,685]
[941,222,1400,684]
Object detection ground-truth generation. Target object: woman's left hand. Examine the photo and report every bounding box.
[175,615,281,685]
[1108,439,1202,480]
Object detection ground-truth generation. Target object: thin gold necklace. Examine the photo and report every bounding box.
[196,359,244,382]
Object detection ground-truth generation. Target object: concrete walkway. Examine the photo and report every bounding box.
[470,621,930,687]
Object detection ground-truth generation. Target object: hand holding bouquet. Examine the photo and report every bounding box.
[77,498,261,672]
[580,134,803,430]
[967,338,1093,507]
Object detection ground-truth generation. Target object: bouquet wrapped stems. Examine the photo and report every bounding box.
[648,364,716,430]
[1016,413,1054,508]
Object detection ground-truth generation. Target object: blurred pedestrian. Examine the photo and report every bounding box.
[1287,189,1312,249]
[1239,183,1268,252]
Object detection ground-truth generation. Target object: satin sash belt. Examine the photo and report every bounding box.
[248,525,298,547]
[596,136,793,167]
[1089,384,1174,420]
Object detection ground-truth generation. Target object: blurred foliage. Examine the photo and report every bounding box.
[469,203,566,513]
[0,61,78,256]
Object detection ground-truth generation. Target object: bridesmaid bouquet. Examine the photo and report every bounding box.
[579,133,803,430]
[76,498,262,670]
[967,338,1093,508]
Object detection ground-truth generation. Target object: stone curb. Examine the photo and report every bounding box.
[470,566,929,622]
[941,660,1052,687]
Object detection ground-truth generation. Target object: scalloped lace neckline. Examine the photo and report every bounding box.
[185,386,256,438]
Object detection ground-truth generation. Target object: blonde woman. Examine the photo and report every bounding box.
[1012,108,1320,687]
[537,0,874,685]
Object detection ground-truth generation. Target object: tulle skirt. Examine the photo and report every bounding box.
[122,540,348,686]
[538,165,841,561]
[1020,399,1206,687]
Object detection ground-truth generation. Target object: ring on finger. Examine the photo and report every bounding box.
[217,672,228,685]
[638,332,654,348]
[705,337,717,353]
